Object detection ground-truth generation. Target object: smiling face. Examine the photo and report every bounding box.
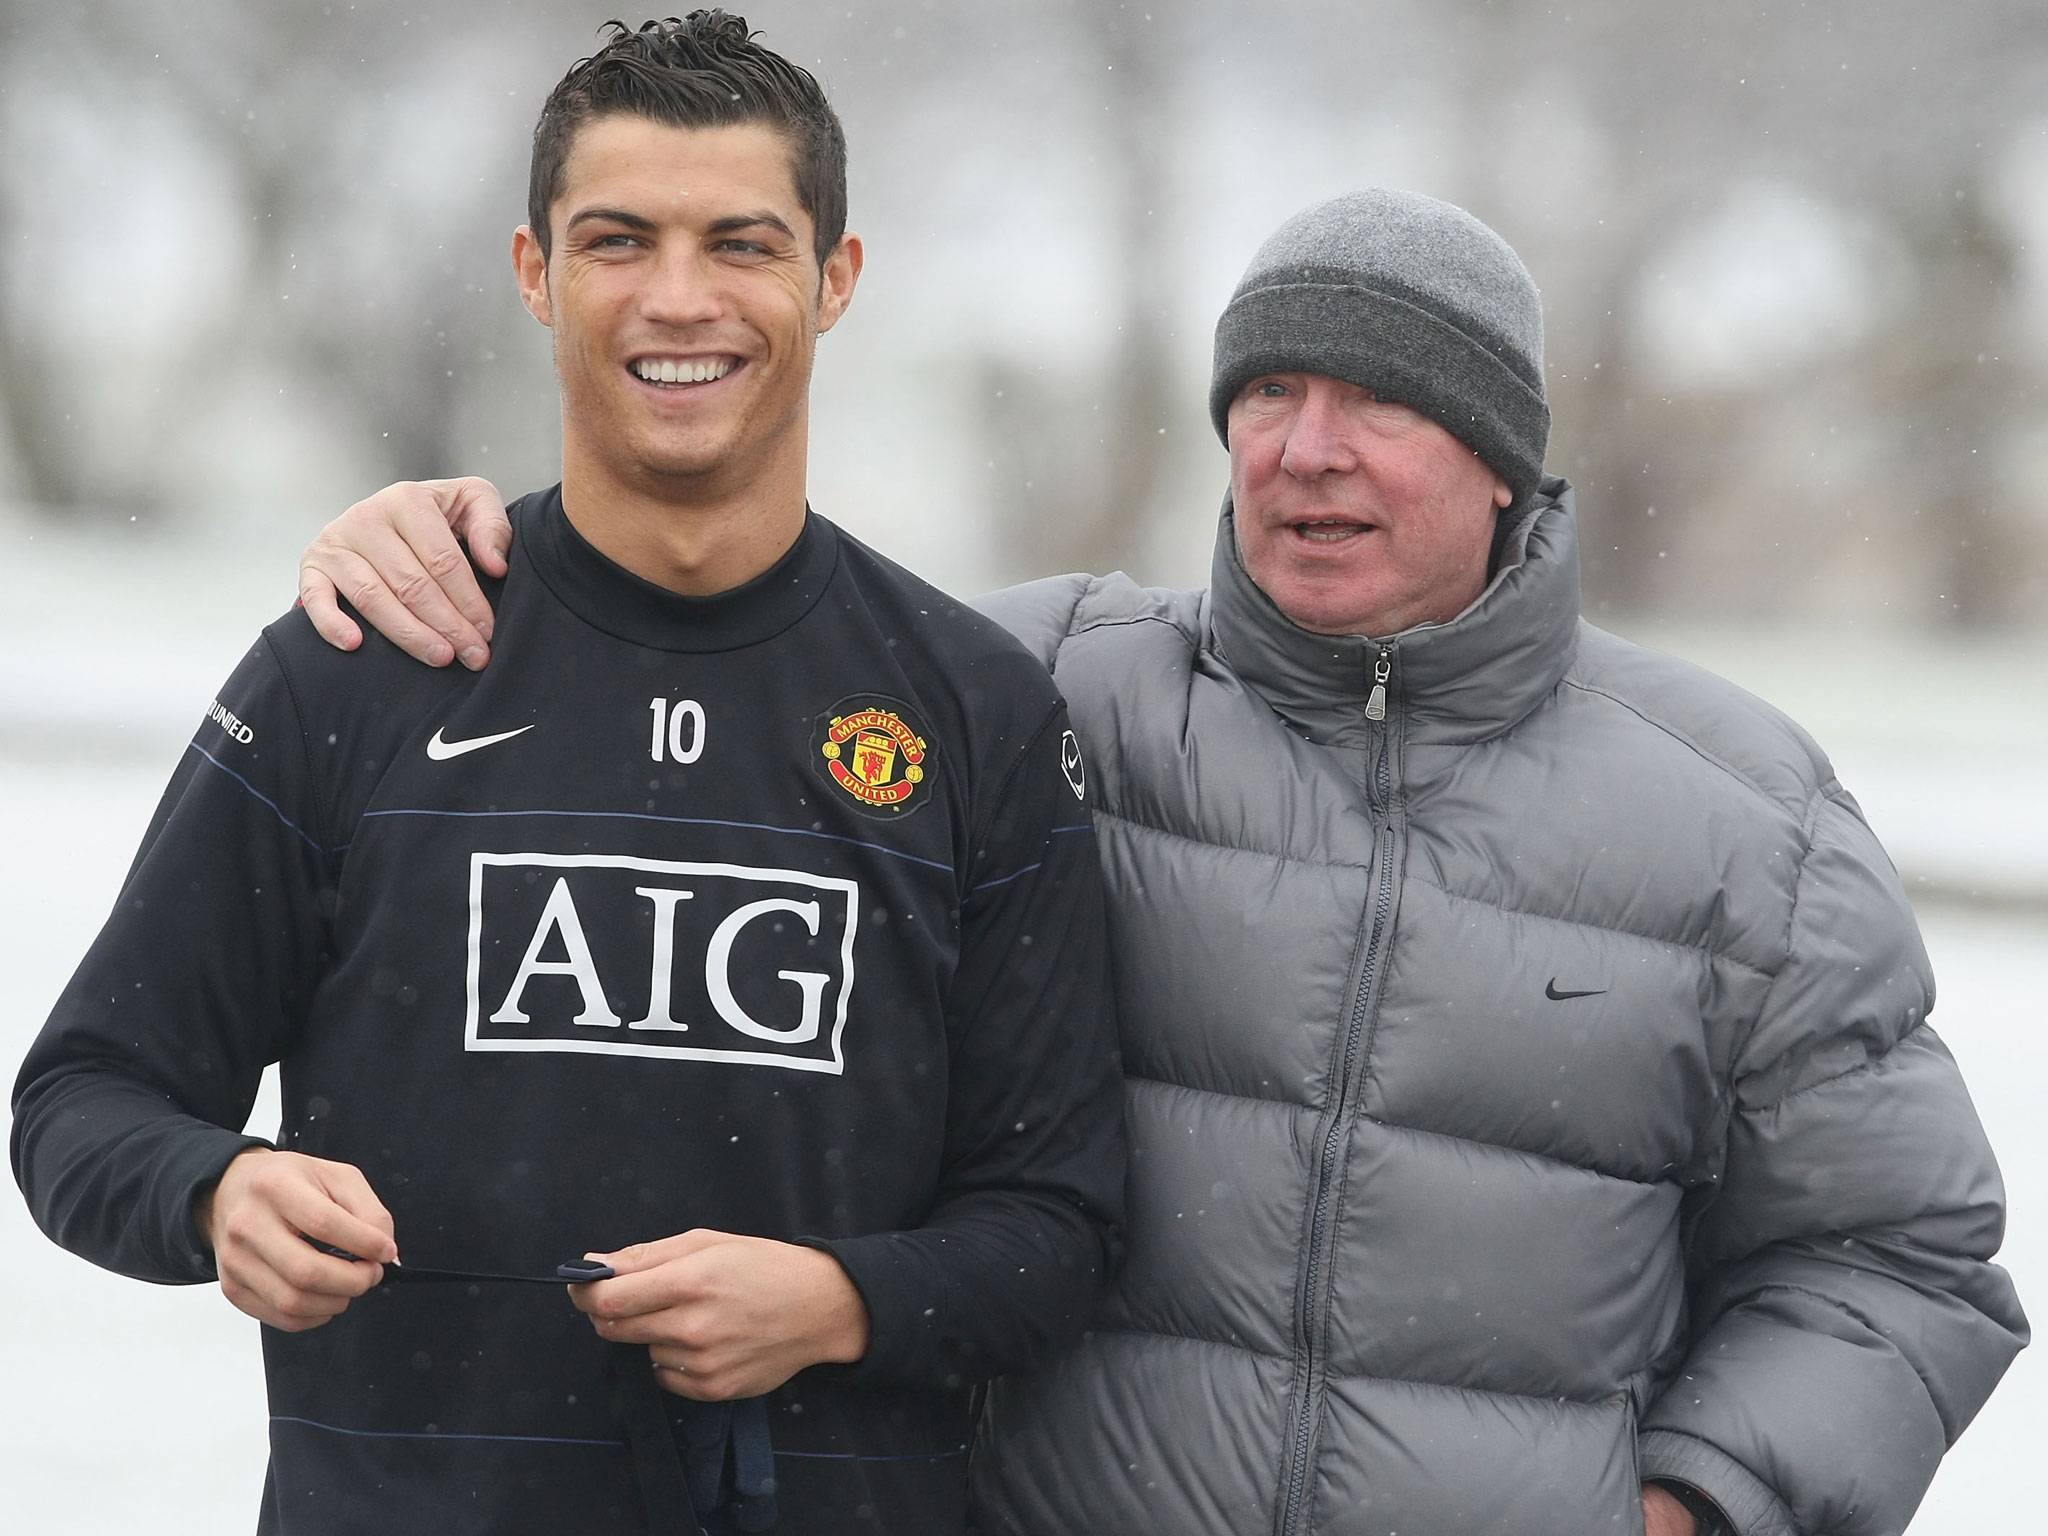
[513,114,860,507]
[1227,373,1513,637]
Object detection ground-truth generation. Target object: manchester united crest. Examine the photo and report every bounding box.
[815,697,934,817]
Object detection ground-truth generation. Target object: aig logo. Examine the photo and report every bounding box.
[465,853,858,1074]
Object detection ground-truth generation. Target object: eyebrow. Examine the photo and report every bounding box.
[562,207,799,244]
[564,207,658,236]
[707,211,797,243]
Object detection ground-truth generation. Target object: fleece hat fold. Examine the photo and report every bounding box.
[1209,189,1549,504]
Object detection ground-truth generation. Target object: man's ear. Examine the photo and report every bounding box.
[815,231,863,334]
[513,225,552,327]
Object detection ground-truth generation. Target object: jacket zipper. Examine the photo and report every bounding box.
[1364,651,1391,722]
[1277,644,1399,1536]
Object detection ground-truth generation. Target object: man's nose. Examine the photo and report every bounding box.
[1277,383,1359,478]
[640,248,725,326]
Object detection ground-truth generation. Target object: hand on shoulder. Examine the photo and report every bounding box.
[298,477,511,669]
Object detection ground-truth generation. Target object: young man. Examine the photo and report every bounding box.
[298,191,2025,1536]
[10,16,1122,1535]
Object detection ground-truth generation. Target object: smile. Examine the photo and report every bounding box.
[1292,520,1375,543]
[629,355,740,386]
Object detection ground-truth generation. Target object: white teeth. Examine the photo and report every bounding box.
[634,357,736,385]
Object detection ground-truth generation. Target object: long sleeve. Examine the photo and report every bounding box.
[807,704,1125,1388]
[1637,785,2028,1535]
[11,634,335,1284]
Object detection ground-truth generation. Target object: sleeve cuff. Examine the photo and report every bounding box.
[794,1232,945,1389]
[163,1131,272,1281]
[1637,1429,1798,1536]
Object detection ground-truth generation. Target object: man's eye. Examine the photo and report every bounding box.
[1256,381,1290,398]
[593,234,641,249]
[717,239,769,256]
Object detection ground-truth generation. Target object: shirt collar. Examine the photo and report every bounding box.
[515,484,839,653]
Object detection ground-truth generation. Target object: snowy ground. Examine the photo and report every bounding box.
[2,520,2041,1531]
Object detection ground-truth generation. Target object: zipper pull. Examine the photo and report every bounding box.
[1365,650,1391,722]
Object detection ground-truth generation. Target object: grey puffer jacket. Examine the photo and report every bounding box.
[970,485,2024,1536]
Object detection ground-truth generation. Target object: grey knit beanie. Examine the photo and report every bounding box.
[1209,189,1549,503]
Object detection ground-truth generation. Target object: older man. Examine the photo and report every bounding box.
[296,190,2024,1536]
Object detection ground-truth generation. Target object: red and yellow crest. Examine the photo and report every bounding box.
[819,705,928,811]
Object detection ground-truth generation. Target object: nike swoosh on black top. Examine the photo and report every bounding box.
[425,724,536,760]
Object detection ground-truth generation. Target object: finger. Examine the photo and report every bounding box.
[263,1300,353,1334]
[311,1161,398,1262]
[572,1230,729,1321]
[222,1264,359,1331]
[386,488,495,659]
[264,1231,387,1301]
[435,477,514,583]
[309,544,457,667]
[588,1228,724,1275]
[651,1356,718,1402]
[652,1350,758,1403]
[569,1269,678,1326]
[345,509,489,664]
[297,567,362,652]
[219,1223,379,1316]
[275,1182,401,1269]
[584,1307,668,1344]
[575,1261,704,1325]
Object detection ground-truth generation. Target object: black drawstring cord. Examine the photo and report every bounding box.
[608,1340,711,1536]
[307,1243,615,1287]
[729,1396,779,1532]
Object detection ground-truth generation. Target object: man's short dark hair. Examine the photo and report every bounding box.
[528,12,848,267]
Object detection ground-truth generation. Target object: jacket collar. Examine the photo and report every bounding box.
[1204,477,1583,747]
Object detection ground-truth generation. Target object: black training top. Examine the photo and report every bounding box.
[11,488,1125,1535]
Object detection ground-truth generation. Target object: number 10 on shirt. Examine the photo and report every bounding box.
[650,697,706,764]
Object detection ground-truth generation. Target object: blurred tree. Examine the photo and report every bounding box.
[976,3,1179,582]
[0,0,81,510]
[0,0,536,522]
[1865,178,2033,626]
[0,0,2042,627]
[1489,0,2048,623]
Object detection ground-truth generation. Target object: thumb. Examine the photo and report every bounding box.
[587,1228,724,1274]
[315,1161,398,1263]
[443,477,512,577]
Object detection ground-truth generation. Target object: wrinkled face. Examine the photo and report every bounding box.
[1228,374,1513,637]
[514,115,859,493]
